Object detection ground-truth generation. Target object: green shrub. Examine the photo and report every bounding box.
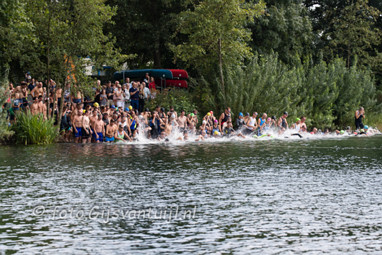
[366,112,382,131]
[192,53,381,129]
[11,112,58,145]
[146,88,197,114]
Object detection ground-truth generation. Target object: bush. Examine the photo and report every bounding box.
[366,113,382,131]
[146,88,197,114]
[193,53,381,129]
[11,112,58,145]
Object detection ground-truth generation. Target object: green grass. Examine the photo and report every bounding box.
[11,112,58,145]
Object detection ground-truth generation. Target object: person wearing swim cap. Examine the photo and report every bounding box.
[187,113,197,134]
[291,117,301,132]
[264,117,272,131]
[236,112,245,130]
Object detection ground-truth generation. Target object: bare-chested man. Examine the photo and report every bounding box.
[92,114,105,143]
[164,119,172,136]
[177,110,187,132]
[89,110,97,130]
[72,89,82,104]
[72,110,84,143]
[30,97,39,115]
[105,119,118,142]
[38,95,47,119]
[81,110,92,143]
[56,87,62,108]
[31,82,44,98]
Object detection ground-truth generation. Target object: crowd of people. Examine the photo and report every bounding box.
[4,73,378,144]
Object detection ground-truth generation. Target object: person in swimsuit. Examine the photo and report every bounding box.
[264,117,272,131]
[30,97,39,115]
[81,110,93,144]
[277,111,289,131]
[177,110,187,132]
[115,124,131,143]
[300,116,307,131]
[257,113,267,135]
[92,113,105,143]
[244,112,258,135]
[219,107,231,132]
[291,118,301,132]
[105,120,117,142]
[72,110,84,143]
[236,112,245,130]
[355,107,365,130]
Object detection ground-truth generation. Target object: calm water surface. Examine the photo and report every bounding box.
[1,136,382,254]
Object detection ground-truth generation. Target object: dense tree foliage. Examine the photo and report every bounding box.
[172,0,265,92]
[2,0,382,132]
[249,0,314,66]
[104,0,188,68]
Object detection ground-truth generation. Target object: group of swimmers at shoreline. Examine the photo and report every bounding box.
[58,104,377,144]
[5,75,379,143]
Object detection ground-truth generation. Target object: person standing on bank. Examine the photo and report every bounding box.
[129,82,140,111]
[355,107,365,130]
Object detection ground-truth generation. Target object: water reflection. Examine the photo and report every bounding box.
[0,136,382,253]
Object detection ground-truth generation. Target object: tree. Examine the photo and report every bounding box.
[325,0,381,69]
[21,0,127,124]
[172,0,265,93]
[249,0,314,66]
[0,0,33,140]
[104,0,188,68]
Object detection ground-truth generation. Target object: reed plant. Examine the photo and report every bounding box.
[11,112,58,145]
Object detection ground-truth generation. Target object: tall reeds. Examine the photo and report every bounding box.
[11,112,58,145]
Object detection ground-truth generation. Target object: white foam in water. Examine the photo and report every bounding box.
[114,124,381,146]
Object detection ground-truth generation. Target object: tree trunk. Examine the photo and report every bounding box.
[46,3,51,119]
[218,38,224,93]
[56,79,65,132]
[57,60,69,131]
[153,34,161,68]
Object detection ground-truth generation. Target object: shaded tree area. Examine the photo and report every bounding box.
[249,0,314,66]
[104,0,189,69]
[304,0,382,89]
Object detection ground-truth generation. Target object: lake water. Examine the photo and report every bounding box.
[1,136,382,254]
